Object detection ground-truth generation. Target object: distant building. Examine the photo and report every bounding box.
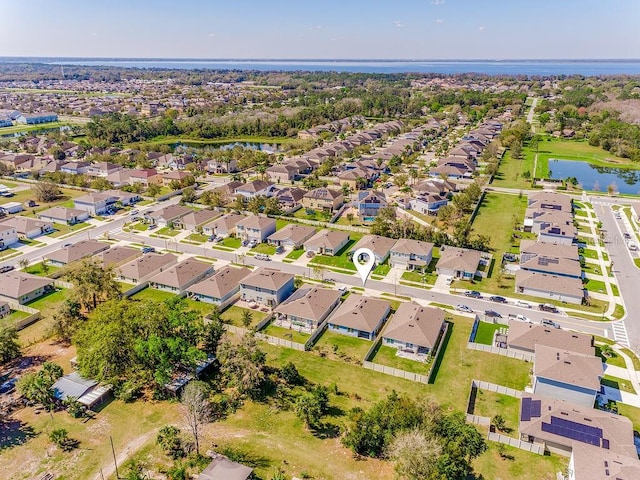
[16,112,58,125]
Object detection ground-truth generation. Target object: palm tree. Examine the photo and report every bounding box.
[18,258,29,271]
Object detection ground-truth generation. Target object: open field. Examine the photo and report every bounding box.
[471,192,528,254]
[0,121,69,135]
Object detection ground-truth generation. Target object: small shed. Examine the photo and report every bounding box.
[51,371,112,410]
[198,455,253,480]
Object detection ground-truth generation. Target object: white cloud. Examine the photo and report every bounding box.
[316,25,322,29]
[207,32,215,37]
[478,25,485,31]
[436,18,444,24]
[431,0,445,5]
[394,20,405,28]
[90,32,98,37]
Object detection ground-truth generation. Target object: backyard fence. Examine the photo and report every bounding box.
[305,320,328,350]
[121,281,151,298]
[8,302,41,331]
[255,332,306,351]
[470,379,523,398]
[466,414,491,426]
[487,432,544,455]
[466,343,534,362]
[53,279,73,289]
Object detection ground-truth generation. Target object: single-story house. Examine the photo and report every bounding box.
[533,344,603,408]
[236,216,277,243]
[202,213,246,238]
[569,442,640,480]
[96,246,142,269]
[348,234,396,264]
[274,287,342,330]
[0,202,23,215]
[38,206,90,225]
[234,180,276,198]
[102,189,141,206]
[519,240,578,264]
[0,216,53,239]
[197,455,253,480]
[382,302,445,355]
[506,321,595,356]
[175,209,220,232]
[519,254,582,279]
[239,267,295,307]
[186,266,252,308]
[0,224,19,250]
[46,240,110,266]
[51,371,112,410]
[149,258,215,293]
[327,294,391,340]
[436,246,483,279]
[145,205,192,227]
[117,252,178,284]
[389,238,434,271]
[0,271,54,304]
[304,229,350,256]
[515,270,585,305]
[267,224,316,249]
[60,161,90,175]
[16,112,58,124]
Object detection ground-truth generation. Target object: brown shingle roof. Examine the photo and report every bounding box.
[267,224,316,244]
[515,270,585,298]
[383,302,444,349]
[187,266,251,298]
[507,321,594,355]
[328,294,391,333]
[0,272,53,299]
[534,344,603,390]
[96,246,142,269]
[274,287,341,323]
[304,229,349,251]
[46,240,110,265]
[117,253,178,281]
[240,267,294,291]
[149,258,213,289]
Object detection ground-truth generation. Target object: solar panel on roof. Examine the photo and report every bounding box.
[521,398,532,422]
[602,438,610,450]
[550,416,603,438]
[541,422,601,447]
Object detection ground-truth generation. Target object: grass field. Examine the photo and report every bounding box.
[314,329,373,363]
[474,322,505,345]
[261,322,310,343]
[602,375,636,395]
[491,149,536,189]
[19,289,69,344]
[471,192,528,253]
[369,344,431,374]
[155,226,180,237]
[0,120,68,135]
[473,390,521,433]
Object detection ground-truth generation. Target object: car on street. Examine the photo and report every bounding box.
[509,313,532,323]
[338,285,347,293]
[538,303,558,313]
[255,254,271,261]
[490,296,507,303]
[514,300,531,308]
[129,209,139,215]
[142,246,156,254]
[484,310,502,318]
[464,290,481,298]
[0,378,17,394]
[0,265,15,273]
[455,304,473,313]
[624,232,632,239]
[541,318,561,329]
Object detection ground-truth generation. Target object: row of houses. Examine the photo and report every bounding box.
[0,110,58,126]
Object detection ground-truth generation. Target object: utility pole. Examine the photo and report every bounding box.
[110,436,119,479]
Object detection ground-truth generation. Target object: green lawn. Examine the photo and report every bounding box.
[220,305,269,328]
[491,148,536,189]
[471,192,528,254]
[221,237,241,249]
[314,329,373,363]
[155,226,180,237]
[309,238,359,271]
[474,322,505,345]
[370,344,431,374]
[261,322,310,343]
[186,233,208,244]
[48,222,93,238]
[251,243,277,255]
[0,309,31,330]
[473,390,521,433]
[131,221,149,231]
[285,248,305,260]
[24,262,61,277]
[371,263,390,278]
[20,289,69,344]
[130,287,179,302]
[602,375,636,395]
[583,277,606,293]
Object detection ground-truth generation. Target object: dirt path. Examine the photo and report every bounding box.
[92,429,157,480]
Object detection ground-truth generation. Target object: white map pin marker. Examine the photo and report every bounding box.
[353,247,376,287]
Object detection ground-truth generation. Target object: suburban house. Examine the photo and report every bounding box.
[302,188,344,213]
[234,180,276,198]
[239,267,295,307]
[51,372,112,411]
[186,266,252,308]
[202,214,245,238]
[539,223,578,245]
[274,187,307,210]
[162,170,194,187]
[533,344,603,408]
[175,209,220,232]
[356,191,387,222]
[46,240,110,266]
[0,202,24,215]
[505,321,595,356]
[515,270,585,304]
[382,303,445,356]
[527,191,573,212]
[389,239,434,271]
[266,164,299,183]
[106,169,134,187]
[274,287,342,331]
[0,224,19,250]
[148,258,215,294]
[519,254,583,279]
[236,216,277,243]
[0,271,54,304]
[436,246,483,279]
[96,246,142,269]
[206,157,239,174]
[73,192,118,216]
[337,168,374,190]
[0,216,53,239]
[117,253,178,284]
[267,224,316,249]
[519,240,578,264]
[38,206,90,225]
[129,168,163,187]
[60,161,90,175]
[197,455,253,480]
[519,394,637,458]
[409,193,449,215]
[145,205,192,227]
[327,294,391,340]
[86,162,121,177]
[304,229,350,256]
[16,112,58,124]
[102,190,141,206]
[568,441,640,480]
[349,234,397,264]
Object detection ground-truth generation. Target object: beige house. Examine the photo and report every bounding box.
[304,229,350,256]
[515,270,585,304]
[327,294,391,340]
[236,216,276,242]
[267,224,316,249]
[0,271,54,304]
[274,287,342,330]
[302,188,344,213]
[187,266,252,308]
[96,246,142,269]
[149,258,215,293]
[239,267,295,307]
[202,213,246,238]
[117,252,178,284]
[436,246,483,279]
[382,303,445,355]
[46,240,110,266]
[506,321,595,356]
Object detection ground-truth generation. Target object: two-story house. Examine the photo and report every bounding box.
[239,268,295,307]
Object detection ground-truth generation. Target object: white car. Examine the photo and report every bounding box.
[514,300,531,308]
[515,314,532,323]
[455,304,473,313]
[338,285,347,293]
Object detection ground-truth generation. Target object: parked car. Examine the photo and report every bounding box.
[208,235,216,242]
[624,232,632,239]
[147,224,157,230]
[503,253,517,262]
[142,246,156,254]
[129,209,139,215]
[255,254,271,261]
[484,310,502,319]
[514,300,531,308]
[541,318,561,329]
[538,303,558,313]
[306,251,315,258]
[248,240,258,248]
[509,313,531,323]
[490,296,507,304]
[338,285,347,293]
[464,290,481,298]
[275,246,284,254]
[455,304,473,313]
[0,265,15,273]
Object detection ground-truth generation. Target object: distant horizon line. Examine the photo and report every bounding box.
[1,56,640,63]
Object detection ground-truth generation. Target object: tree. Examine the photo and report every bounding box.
[17,362,63,409]
[295,392,324,429]
[18,258,29,270]
[180,187,197,204]
[241,309,253,328]
[202,308,225,356]
[510,139,522,159]
[492,414,507,432]
[66,259,121,312]
[181,381,210,456]
[0,328,20,364]
[346,212,355,225]
[217,333,266,397]
[387,429,442,480]
[32,180,61,203]
[148,183,162,197]
[156,425,185,459]
[52,299,85,342]
[49,428,77,451]
[393,174,409,188]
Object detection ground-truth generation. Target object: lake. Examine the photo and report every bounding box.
[174,141,282,153]
[548,159,640,195]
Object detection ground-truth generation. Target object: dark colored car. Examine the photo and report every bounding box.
[538,303,558,313]
[489,296,507,303]
[541,319,561,329]
[464,290,481,298]
[503,253,517,262]
[484,310,502,318]
[142,246,156,254]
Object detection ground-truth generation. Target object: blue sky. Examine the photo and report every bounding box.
[0,0,638,59]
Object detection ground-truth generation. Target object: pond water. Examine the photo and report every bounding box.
[548,159,640,195]
[0,126,70,138]
[173,141,282,153]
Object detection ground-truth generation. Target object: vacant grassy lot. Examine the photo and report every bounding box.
[471,192,528,254]
[491,148,536,189]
